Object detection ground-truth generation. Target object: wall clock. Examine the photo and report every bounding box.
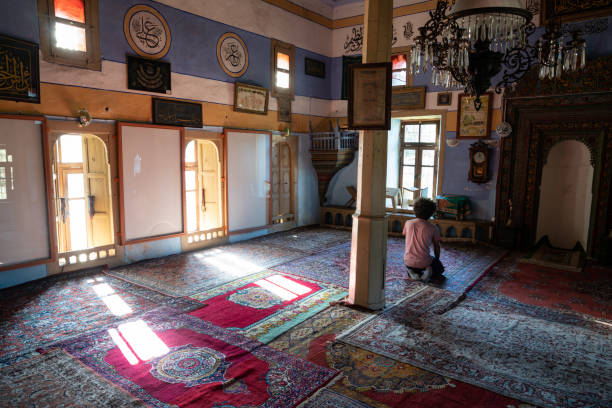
[217,33,248,78]
[124,5,171,59]
[469,140,489,184]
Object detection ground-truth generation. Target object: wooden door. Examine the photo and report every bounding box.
[198,141,221,230]
[84,135,113,247]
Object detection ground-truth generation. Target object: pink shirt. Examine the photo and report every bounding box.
[403,218,441,268]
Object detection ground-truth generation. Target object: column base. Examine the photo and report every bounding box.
[347,213,388,310]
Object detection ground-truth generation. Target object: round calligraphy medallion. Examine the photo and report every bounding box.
[124,5,171,59]
[217,33,249,77]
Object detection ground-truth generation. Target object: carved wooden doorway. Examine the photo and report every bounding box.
[271,140,294,224]
[494,57,612,259]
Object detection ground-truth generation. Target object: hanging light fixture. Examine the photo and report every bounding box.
[409,0,587,110]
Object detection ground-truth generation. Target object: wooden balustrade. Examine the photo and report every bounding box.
[320,206,489,244]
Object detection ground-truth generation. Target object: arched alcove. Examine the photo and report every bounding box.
[536,140,593,250]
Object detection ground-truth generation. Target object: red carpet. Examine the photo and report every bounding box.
[470,256,612,320]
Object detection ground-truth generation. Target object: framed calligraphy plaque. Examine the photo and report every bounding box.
[305,58,325,78]
[217,33,248,78]
[457,93,493,139]
[234,83,269,115]
[0,35,40,103]
[541,0,612,24]
[391,86,426,110]
[348,62,391,130]
[153,98,203,128]
[127,55,171,94]
[124,5,171,59]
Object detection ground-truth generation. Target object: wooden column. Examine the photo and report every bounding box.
[348,0,393,310]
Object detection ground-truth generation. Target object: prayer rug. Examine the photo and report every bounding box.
[252,227,351,253]
[274,239,507,296]
[0,349,145,407]
[338,286,612,408]
[41,307,337,408]
[107,242,308,297]
[470,255,612,320]
[0,269,201,365]
[270,305,532,408]
[189,271,347,343]
[520,244,584,272]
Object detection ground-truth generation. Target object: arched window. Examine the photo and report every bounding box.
[184,137,224,245]
[53,133,113,253]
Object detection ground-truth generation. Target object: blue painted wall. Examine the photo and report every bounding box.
[0,0,335,100]
[0,264,47,290]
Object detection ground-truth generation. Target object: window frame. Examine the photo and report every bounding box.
[46,120,120,274]
[37,0,101,70]
[182,130,227,251]
[391,46,413,89]
[270,39,295,99]
[399,120,440,207]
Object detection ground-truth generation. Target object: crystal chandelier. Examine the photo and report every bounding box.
[409,0,587,109]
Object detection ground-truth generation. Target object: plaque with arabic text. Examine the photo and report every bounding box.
[153,98,202,128]
[0,35,40,103]
[541,0,612,24]
[127,55,171,94]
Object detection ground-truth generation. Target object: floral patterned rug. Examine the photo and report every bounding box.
[0,269,201,365]
[338,286,612,408]
[106,242,309,297]
[273,239,507,298]
[189,270,347,343]
[0,349,146,407]
[270,304,533,408]
[251,226,351,253]
[40,306,337,408]
[469,255,612,320]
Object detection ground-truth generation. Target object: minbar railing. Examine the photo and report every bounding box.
[310,131,359,151]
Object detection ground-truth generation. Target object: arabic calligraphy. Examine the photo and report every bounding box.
[344,27,363,54]
[403,22,414,39]
[124,6,171,59]
[561,17,608,35]
[0,50,31,93]
[223,41,243,68]
[132,16,163,50]
[217,33,248,77]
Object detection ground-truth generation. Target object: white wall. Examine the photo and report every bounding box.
[387,119,400,189]
[536,140,594,250]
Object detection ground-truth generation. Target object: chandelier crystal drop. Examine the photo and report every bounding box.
[409,0,587,110]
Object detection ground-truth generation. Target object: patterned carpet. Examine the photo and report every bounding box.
[252,226,351,253]
[0,269,201,365]
[0,349,145,407]
[270,304,532,408]
[470,255,612,320]
[273,238,507,297]
[106,242,308,297]
[338,286,612,408]
[4,226,606,407]
[41,306,337,408]
[189,270,347,343]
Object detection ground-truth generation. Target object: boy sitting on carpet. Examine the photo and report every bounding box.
[403,197,444,283]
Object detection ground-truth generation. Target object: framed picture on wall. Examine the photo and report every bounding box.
[391,86,426,110]
[234,83,269,115]
[457,93,493,139]
[348,62,391,130]
[0,35,40,103]
[541,0,612,24]
[153,98,203,128]
[437,92,452,106]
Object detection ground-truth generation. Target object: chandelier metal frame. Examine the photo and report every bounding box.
[411,0,586,110]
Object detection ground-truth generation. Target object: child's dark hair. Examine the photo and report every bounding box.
[413,197,436,220]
